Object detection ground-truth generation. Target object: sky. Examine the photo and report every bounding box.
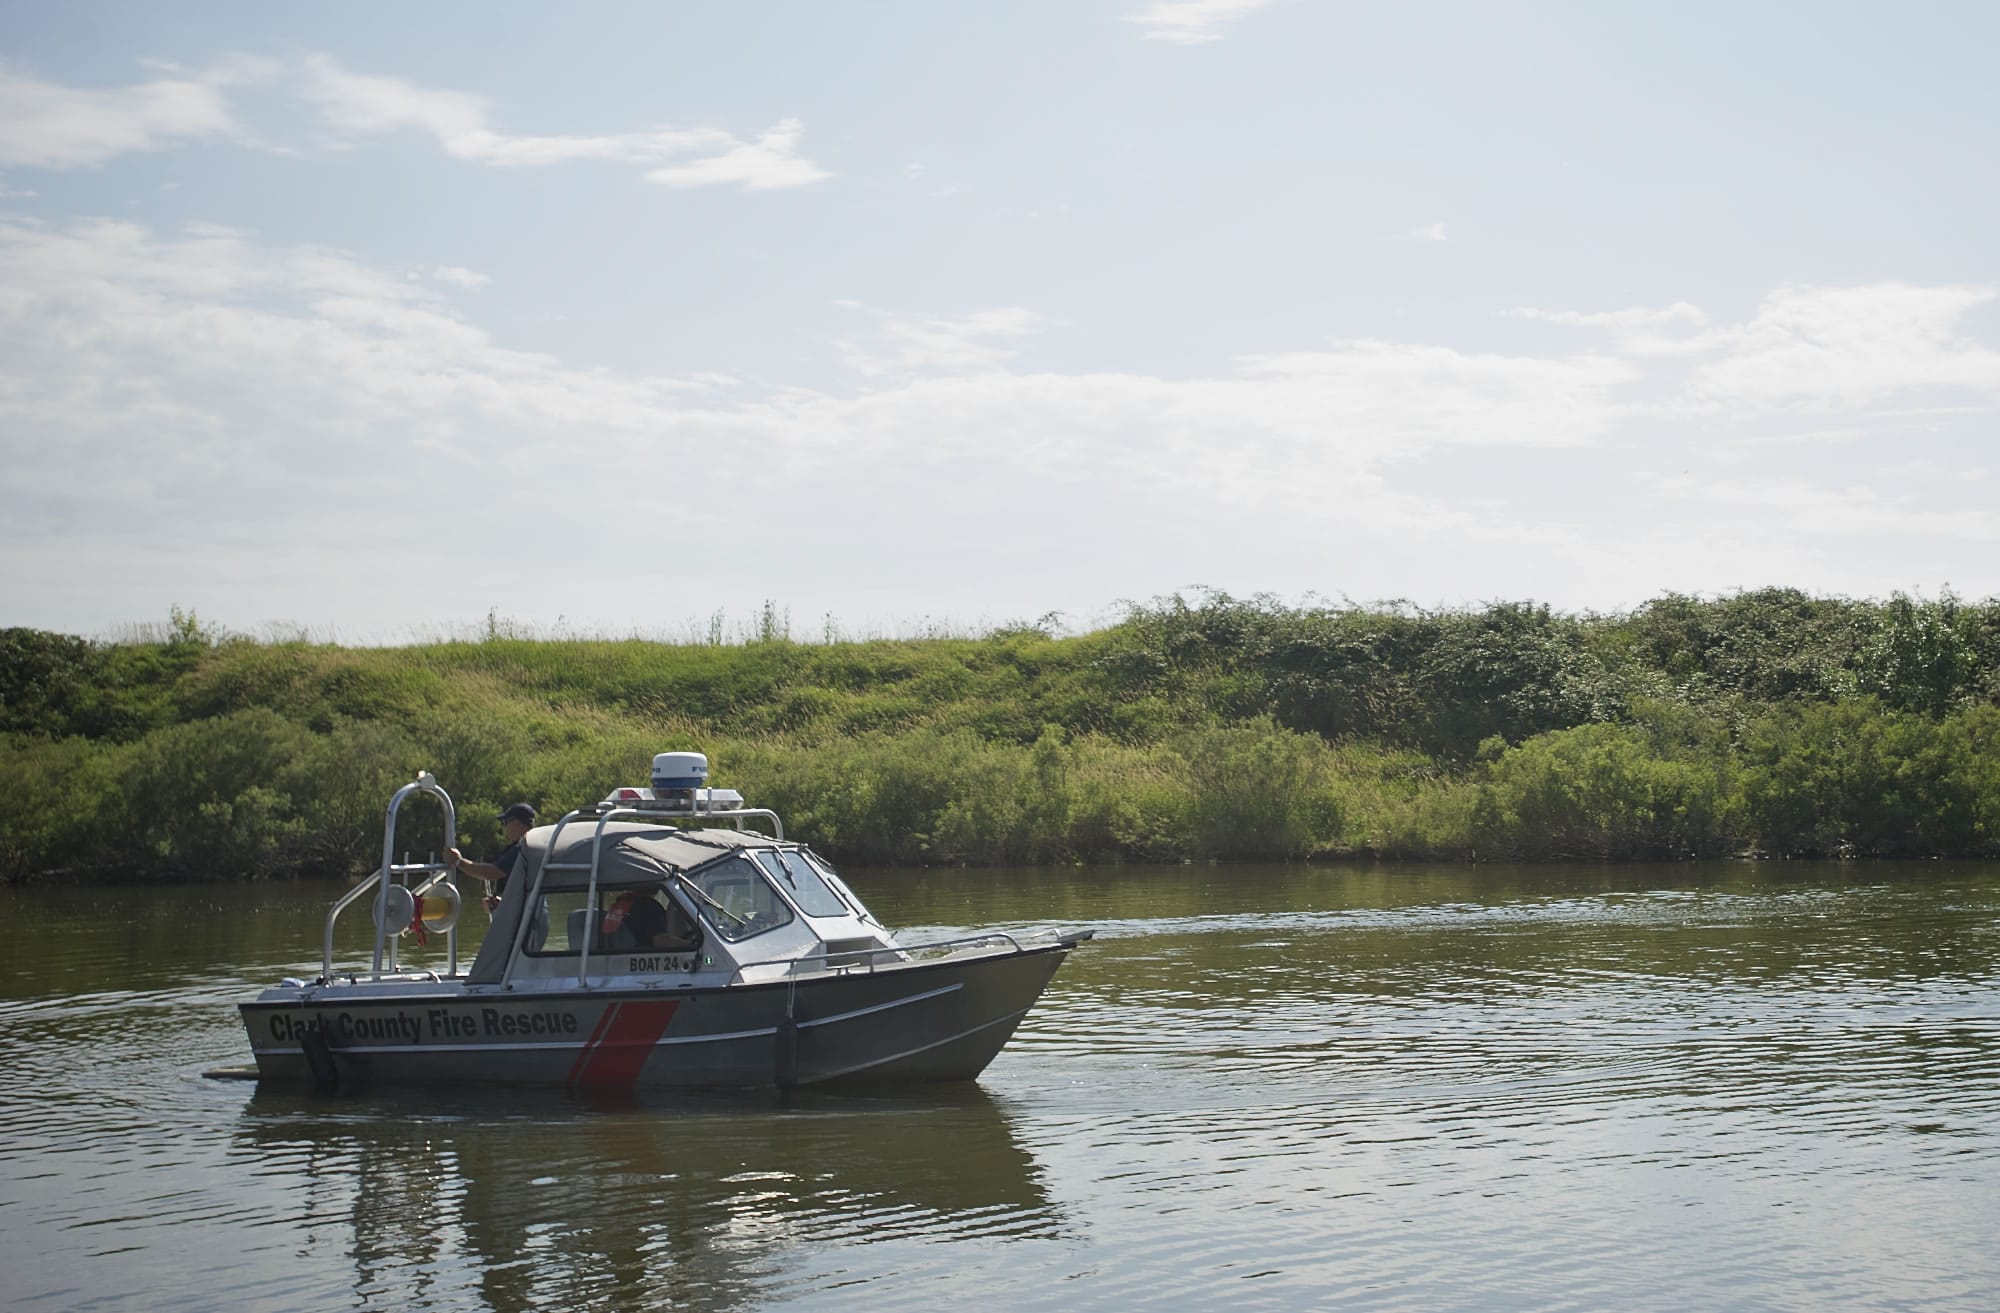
[2,1,1997,642]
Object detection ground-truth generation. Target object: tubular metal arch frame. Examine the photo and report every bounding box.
[323,773,460,981]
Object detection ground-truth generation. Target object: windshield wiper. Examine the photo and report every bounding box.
[672,874,749,928]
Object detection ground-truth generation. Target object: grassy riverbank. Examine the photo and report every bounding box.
[5,589,1999,880]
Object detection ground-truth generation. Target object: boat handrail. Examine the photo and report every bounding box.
[575,808,622,989]
[496,811,571,991]
[324,860,457,979]
[582,803,784,841]
[320,774,459,981]
[325,871,378,978]
[765,930,1026,980]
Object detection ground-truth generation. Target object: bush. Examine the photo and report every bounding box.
[1738,701,2000,857]
[1472,723,1732,860]
[115,709,315,876]
[1173,721,1345,860]
[0,735,124,877]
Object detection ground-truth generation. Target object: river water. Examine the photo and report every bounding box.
[3,861,1998,1312]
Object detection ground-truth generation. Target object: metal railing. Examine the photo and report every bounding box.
[321,773,460,981]
[767,931,1027,981]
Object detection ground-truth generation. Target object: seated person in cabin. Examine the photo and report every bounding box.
[600,887,698,953]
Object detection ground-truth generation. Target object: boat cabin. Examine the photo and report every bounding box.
[324,753,903,991]
[469,821,898,989]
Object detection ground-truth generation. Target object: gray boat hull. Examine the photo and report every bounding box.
[240,940,1078,1090]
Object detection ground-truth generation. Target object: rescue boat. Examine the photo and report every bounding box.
[236,755,1091,1089]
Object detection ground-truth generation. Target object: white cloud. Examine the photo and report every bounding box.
[1511,301,1711,356]
[424,265,490,289]
[0,63,239,168]
[0,216,712,493]
[642,118,830,191]
[0,55,829,190]
[1519,284,2000,407]
[1874,458,1988,481]
[1687,283,2000,411]
[1227,341,1636,451]
[298,56,489,146]
[1398,222,1449,242]
[1654,474,2000,542]
[136,53,286,88]
[1125,0,1277,44]
[299,55,729,166]
[1512,304,1705,330]
[300,56,828,188]
[1740,426,1867,447]
[835,303,1047,376]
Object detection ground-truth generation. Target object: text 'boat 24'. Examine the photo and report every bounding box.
[237,754,1092,1090]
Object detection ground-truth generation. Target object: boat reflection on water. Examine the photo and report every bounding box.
[234,1084,1063,1313]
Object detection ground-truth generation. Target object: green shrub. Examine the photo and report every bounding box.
[1472,723,1732,860]
[0,735,124,877]
[1738,701,2000,857]
[115,709,315,876]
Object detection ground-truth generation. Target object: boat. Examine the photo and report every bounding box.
[236,754,1092,1089]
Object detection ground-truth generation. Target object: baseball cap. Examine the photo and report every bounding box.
[495,802,537,824]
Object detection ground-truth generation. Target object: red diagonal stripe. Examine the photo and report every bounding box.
[567,1003,624,1084]
[572,1000,680,1088]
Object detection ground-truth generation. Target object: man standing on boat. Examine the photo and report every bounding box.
[449,802,535,913]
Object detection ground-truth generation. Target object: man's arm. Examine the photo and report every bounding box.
[448,848,509,909]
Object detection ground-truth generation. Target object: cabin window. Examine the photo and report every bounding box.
[685,856,796,941]
[804,852,876,924]
[522,891,594,957]
[754,849,849,917]
[522,885,697,956]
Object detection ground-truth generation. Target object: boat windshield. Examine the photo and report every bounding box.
[805,852,879,925]
[683,856,796,941]
[753,849,849,917]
